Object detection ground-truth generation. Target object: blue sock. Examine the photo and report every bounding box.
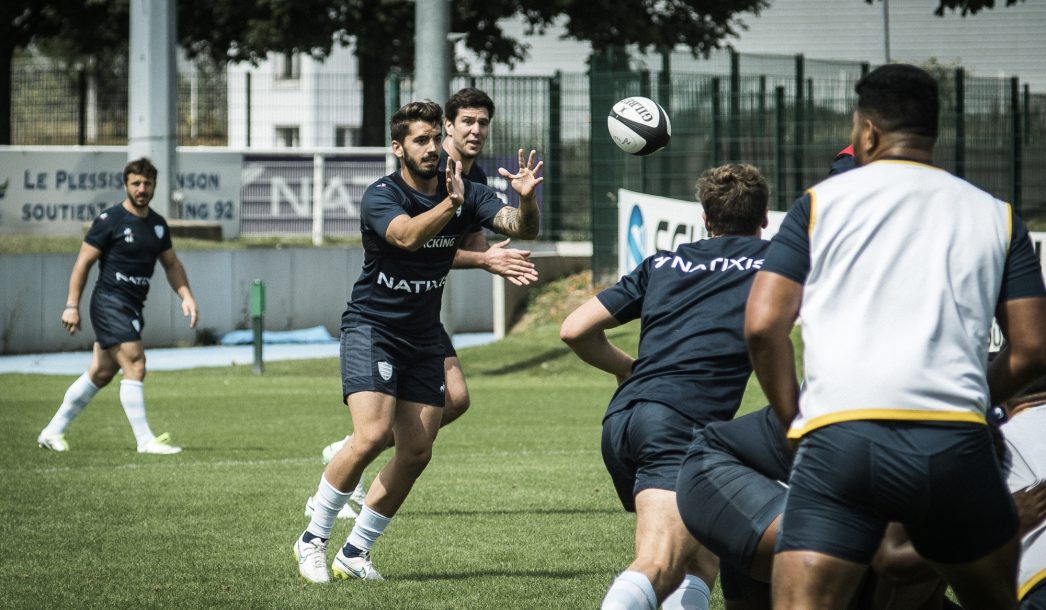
[301,531,327,544]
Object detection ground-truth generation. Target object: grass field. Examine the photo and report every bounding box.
[0,317,773,609]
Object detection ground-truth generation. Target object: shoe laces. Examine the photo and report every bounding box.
[302,539,327,569]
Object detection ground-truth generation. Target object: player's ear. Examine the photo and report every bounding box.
[761,213,769,229]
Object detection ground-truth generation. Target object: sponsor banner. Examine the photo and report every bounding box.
[617,188,786,277]
[0,148,242,238]
[240,154,387,235]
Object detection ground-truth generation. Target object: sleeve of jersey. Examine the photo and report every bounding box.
[999,216,1046,301]
[467,182,510,232]
[159,218,173,251]
[83,214,109,250]
[361,182,409,240]
[595,262,647,324]
[759,194,812,284]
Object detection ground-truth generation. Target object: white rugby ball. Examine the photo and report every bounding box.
[607,96,671,156]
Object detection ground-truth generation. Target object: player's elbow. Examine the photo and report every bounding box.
[559,315,586,346]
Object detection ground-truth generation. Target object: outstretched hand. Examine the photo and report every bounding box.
[446,158,465,207]
[483,239,539,286]
[498,149,544,200]
[182,295,199,329]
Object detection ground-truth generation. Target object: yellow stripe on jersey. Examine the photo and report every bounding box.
[787,407,987,439]
[807,189,817,235]
[1019,568,1046,600]
[1006,202,1013,247]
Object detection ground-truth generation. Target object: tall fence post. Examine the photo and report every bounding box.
[77,68,87,146]
[547,71,562,239]
[729,50,740,162]
[955,68,965,179]
[589,46,630,283]
[250,279,266,375]
[245,71,252,148]
[775,86,786,211]
[312,154,325,246]
[711,77,721,167]
[659,49,672,197]
[1010,77,1022,216]
[793,54,805,198]
[387,71,400,125]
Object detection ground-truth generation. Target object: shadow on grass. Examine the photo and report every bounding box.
[405,507,621,518]
[398,566,612,582]
[473,347,573,376]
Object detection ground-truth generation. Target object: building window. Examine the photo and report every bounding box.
[335,126,359,147]
[275,126,300,148]
[274,53,300,81]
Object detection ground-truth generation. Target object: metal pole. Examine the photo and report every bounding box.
[414,0,450,102]
[245,71,252,147]
[251,280,265,375]
[312,154,325,246]
[128,0,178,218]
[883,0,891,64]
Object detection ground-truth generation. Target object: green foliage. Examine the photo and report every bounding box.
[863,0,1026,17]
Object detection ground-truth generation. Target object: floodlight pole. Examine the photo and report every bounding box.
[414,0,451,102]
[128,0,178,218]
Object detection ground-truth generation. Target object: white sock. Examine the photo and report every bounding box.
[42,373,99,436]
[305,475,353,540]
[345,504,392,553]
[119,380,154,445]
[661,575,711,610]
[602,570,658,610]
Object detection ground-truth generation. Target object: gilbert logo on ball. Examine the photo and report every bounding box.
[608,97,672,156]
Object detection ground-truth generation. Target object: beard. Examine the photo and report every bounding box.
[403,152,439,180]
[126,187,153,208]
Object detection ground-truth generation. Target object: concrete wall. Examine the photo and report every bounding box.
[0,244,591,354]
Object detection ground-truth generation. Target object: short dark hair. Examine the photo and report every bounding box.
[390,101,443,143]
[123,157,158,183]
[444,88,495,123]
[697,164,769,236]
[855,64,939,139]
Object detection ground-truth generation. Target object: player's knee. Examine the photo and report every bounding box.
[353,429,394,459]
[88,364,117,387]
[395,444,434,472]
[122,361,146,381]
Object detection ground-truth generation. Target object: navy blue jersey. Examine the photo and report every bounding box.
[83,204,172,306]
[438,148,489,186]
[598,236,770,424]
[344,171,505,338]
[703,406,793,482]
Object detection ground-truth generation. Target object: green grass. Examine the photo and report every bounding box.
[0,319,772,609]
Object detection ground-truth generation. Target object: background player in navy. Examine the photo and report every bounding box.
[37,157,198,455]
[307,87,539,517]
[294,101,543,584]
[560,164,771,610]
[744,63,1046,609]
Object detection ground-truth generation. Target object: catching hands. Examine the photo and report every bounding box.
[498,149,544,200]
[483,239,539,286]
[446,158,465,207]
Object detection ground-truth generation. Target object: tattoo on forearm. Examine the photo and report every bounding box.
[494,206,538,239]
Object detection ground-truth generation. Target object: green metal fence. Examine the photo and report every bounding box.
[10,54,1044,273]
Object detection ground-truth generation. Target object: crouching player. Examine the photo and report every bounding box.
[561,163,771,610]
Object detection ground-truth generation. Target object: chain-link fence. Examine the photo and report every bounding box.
[10,52,1044,259]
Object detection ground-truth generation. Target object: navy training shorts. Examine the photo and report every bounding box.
[439,325,457,359]
[601,400,697,513]
[89,290,144,348]
[677,427,786,578]
[777,420,1018,564]
[340,322,446,407]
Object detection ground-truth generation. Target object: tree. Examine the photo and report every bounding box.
[863,0,1025,17]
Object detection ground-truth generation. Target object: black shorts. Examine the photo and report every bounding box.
[1023,581,1046,610]
[89,290,144,348]
[440,325,457,359]
[778,420,1018,564]
[601,401,697,512]
[677,427,786,577]
[340,323,446,407]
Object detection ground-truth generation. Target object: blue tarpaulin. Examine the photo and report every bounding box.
[219,325,335,346]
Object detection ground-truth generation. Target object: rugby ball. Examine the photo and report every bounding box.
[608,97,671,156]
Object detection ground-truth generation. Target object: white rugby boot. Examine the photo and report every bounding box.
[331,547,384,581]
[294,535,331,584]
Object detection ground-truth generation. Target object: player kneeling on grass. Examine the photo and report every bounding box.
[293,100,543,584]
[37,157,198,455]
[561,163,771,610]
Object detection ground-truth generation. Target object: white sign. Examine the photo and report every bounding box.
[0,148,242,238]
[617,188,786,277]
